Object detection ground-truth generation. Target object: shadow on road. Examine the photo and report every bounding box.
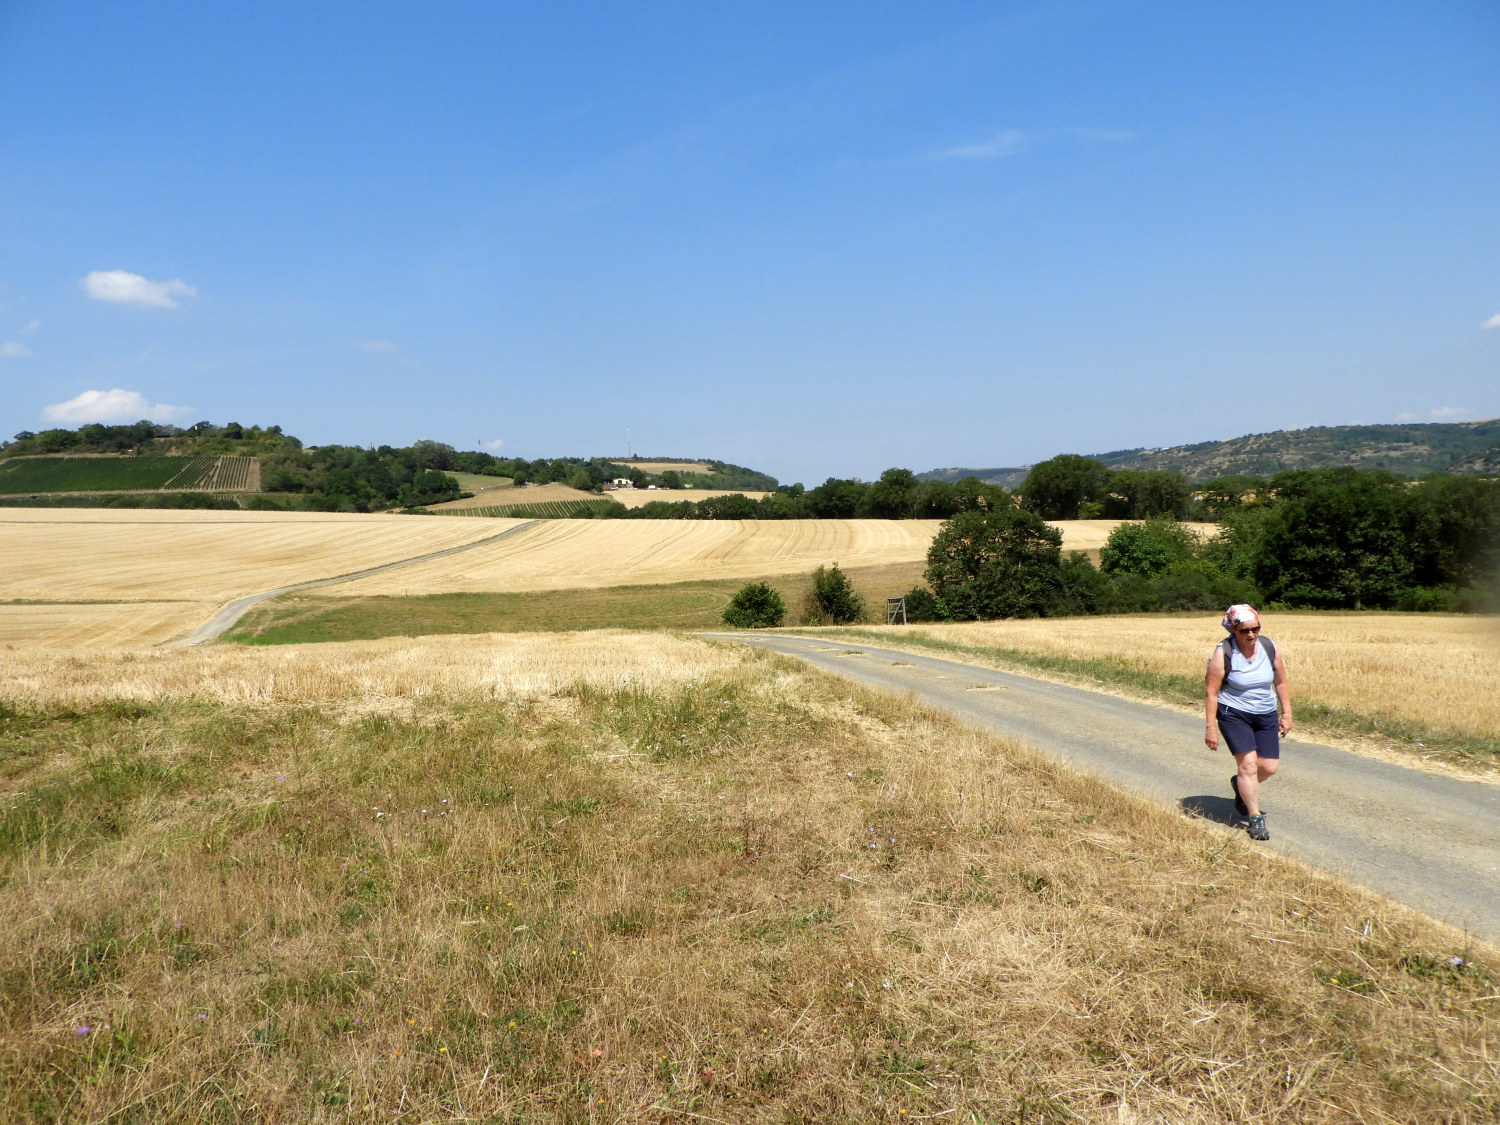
[1180,795,1242,827]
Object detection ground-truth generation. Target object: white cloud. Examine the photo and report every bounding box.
[1398,406,1470,422]
[356,339,399,352]
[42,388,192,424]
[1,341,30,357]
[19,319,40,335]
[483,438,505,450]
[80,270,197,309]
[1483,312,1500,330]
[934,129,1025,160]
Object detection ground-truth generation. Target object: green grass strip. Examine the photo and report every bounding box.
[791,626,1500,769]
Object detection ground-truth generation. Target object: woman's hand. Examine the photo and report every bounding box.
[1205,725,1219,751]
[1279,715,1293,737]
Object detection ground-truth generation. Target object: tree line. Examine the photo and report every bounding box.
[910,466,1500,619]
[721,464,1500,624]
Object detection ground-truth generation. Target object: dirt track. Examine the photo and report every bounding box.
[708,633,1500,943]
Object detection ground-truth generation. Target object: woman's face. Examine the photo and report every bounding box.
[1233,618,1261,643]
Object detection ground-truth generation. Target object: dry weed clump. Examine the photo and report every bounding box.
[1,634,1495,1123]
[876,613,1500,743]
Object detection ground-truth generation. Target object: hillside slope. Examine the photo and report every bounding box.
[922,419,1500,486]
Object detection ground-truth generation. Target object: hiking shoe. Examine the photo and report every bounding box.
[1247,813,1269,841]
[1231,776,1248,817]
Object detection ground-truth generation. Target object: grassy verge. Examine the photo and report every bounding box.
[224,562,926,644]
[1,638,1496,1122]
[798,626,1500,769]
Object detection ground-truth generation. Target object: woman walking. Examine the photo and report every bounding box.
[1205,604,1292,840]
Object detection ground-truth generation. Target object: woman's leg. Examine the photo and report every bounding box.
[1234,750,1262,816]
[1251,713,1281,792]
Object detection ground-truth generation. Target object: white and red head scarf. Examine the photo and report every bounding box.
[1221,604,1260,633]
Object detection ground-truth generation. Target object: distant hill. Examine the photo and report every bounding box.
[920,420,1500,487]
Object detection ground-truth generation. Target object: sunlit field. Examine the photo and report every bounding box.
[0,509,527,602]
[292,519,947,598]
[0,509,1199,650]
[2,632,1494,1122]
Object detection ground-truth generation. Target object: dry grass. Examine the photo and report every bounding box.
[605,488,772,508]
[869,614,1500,743]
[0,633,1495,1123]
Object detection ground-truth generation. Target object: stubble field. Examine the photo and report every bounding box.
[0,510,530,649]
[327,519,946,598]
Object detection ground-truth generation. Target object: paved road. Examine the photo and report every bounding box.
[166,521,540,646]
[706,632,1500,943]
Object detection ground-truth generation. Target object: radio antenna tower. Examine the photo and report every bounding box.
[627,429,633,458]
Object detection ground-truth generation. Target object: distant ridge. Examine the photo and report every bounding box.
[920,420,1500,487]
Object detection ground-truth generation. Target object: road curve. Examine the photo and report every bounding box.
[165,520,541,647]
[704,632,1500,944]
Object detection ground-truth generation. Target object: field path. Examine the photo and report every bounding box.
[708,633,1500,942]
[168,521,540,646]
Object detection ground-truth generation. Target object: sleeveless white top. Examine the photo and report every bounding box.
[1216,639,1276,714]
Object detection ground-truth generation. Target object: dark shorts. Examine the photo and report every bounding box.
[1217,703,1280,759]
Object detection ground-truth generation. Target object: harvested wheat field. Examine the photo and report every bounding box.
[866,614,1500,744]
[1,632,1494,1122]
[0,509,528,603]
[329,519,946,597]
[0,602,215,650]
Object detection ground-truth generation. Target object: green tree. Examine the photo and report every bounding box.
[804,563,864,624]
[1199,474,1268,519]
[899,586,944,621]
[1019,455,1111,519]
[805,477,868,518]
[722,582,785,628]
[924,508,1064,619]
[696,493,759,519]
[1099,519,1200,577]
[1102,470,1194,519]
[868,468,918,518]
[1409,474,1500,589]
[1253,469,1418,608]
[1051,552,1113,616]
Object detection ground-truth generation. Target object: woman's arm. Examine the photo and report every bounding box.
[1274,649,1293,736]
[1204,649,1225,750]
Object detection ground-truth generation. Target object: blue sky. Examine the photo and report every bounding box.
[2,1,1497,485]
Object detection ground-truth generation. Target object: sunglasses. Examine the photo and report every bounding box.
[1235,625,1261,635]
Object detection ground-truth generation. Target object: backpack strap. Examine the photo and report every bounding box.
[1220,635,1277,688]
